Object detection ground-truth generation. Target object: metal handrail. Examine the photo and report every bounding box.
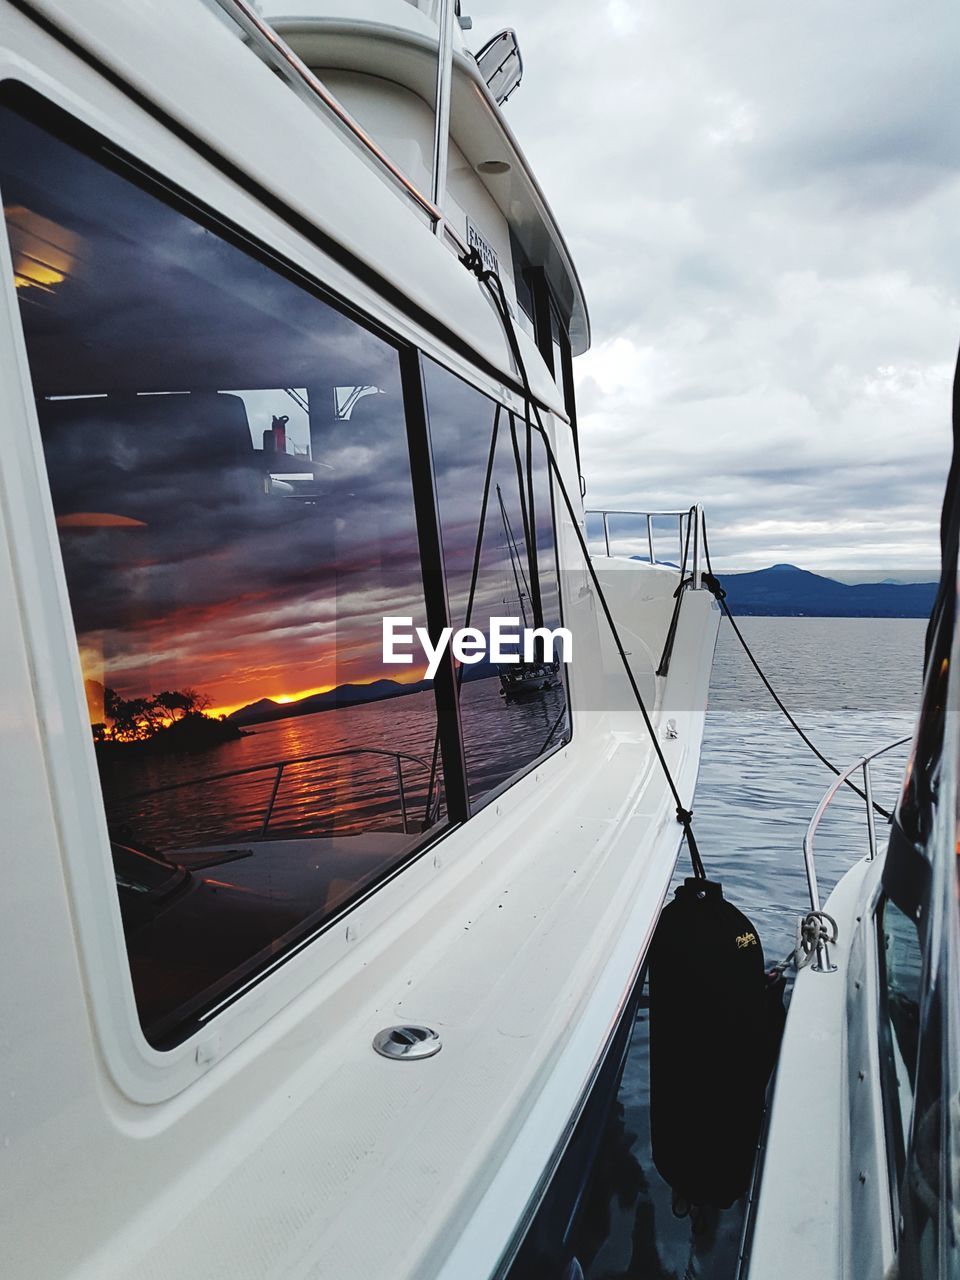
[801,735,911,971]
[586,505,704,587]
[212,0,469,255]
[117,746,436,837]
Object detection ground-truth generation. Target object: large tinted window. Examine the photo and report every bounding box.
[0,98,449,1045]
[424,360,571,807]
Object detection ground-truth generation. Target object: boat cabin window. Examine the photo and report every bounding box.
[1,89,575,1050]
[0,97,454,1047]
[423,360,571,808]
[509,229,536,342]
[514,253,581,475]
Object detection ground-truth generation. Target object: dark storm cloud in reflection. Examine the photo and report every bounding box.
[423,358,563,634]
[0,109,393,395]
[40,382,431,706]
[1,102,567,720]
[0,104,435,710]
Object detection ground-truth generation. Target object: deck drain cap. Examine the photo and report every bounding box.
[373,1024,442,1060]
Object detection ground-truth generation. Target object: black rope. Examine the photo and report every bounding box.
[422,403,503,827]
[656,508,694,677]
[463,248,708,879]
[699,521,892,821]
[525,410,545,631]
[507,416,535,613]
[539,704,568,756]
[462,245,892,859]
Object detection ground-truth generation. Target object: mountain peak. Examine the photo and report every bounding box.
[722,564,935,617]
[228,697,279,718]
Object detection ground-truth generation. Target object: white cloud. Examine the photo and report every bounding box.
[468,1,959,572]
[705,95,757,147]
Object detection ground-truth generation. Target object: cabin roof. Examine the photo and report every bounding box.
[17,0,567,413]
[262,1,591,354]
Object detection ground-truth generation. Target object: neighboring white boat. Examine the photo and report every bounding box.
[0,3,719,1277]
[745,483,960,1280]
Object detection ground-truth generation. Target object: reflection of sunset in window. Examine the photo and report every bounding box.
[1,99,566,1047]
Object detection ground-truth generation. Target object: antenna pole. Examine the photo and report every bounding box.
[431,0,456,235]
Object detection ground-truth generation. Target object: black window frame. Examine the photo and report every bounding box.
[0,80,576,1044]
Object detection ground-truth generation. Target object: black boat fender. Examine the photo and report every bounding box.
[648,877,786,1210]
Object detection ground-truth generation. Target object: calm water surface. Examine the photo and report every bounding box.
[579,616,925,1280]
[103,679,566,851]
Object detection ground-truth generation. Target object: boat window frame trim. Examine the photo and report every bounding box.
[400,348,471,824]
[0,78,472,1048]
[0,70,575,1091]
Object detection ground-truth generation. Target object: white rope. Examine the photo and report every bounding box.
[769,910,839,975]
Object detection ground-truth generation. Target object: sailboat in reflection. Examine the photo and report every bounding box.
[495,482,562,701]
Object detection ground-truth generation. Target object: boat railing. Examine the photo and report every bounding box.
[801,734,911,971]
[117,746,438,838]
[585,504,704,586]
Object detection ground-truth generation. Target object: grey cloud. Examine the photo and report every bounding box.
[470,0,958,574]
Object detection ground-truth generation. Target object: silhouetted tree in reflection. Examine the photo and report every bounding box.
[97,687,240,752]
[152,688,210,721]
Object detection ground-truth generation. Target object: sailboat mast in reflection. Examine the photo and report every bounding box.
[495,483,561,701]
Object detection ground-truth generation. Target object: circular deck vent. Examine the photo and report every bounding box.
[372,1024,442,1061]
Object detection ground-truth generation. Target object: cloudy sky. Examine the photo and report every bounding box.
[472,0,959,576]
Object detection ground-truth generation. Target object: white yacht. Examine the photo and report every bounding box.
[0,3,720,1277]
[744,509,960,1277]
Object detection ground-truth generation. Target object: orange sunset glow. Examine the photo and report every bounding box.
[202,666,430,721]
[79,607,433,724]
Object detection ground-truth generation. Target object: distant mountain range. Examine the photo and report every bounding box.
[228,660,498,726]
[227,677,432,725]
[719,564,937,618]
[228,565,937,726]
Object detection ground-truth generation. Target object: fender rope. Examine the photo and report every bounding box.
[697,521,892,821]
[461,248,708,879]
